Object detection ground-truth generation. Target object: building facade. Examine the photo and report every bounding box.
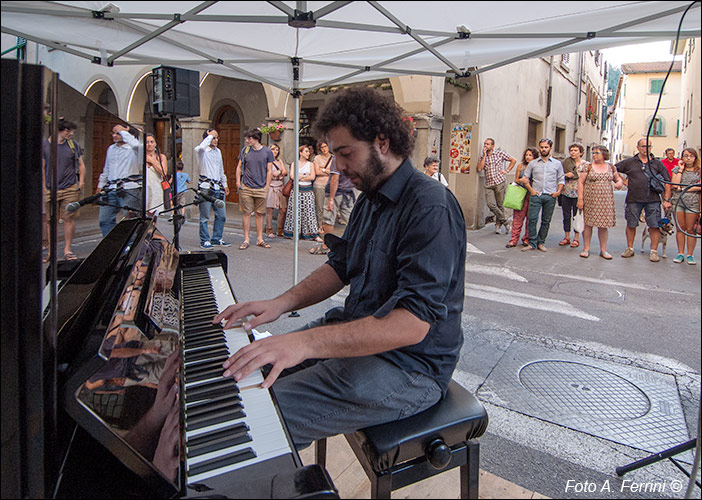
[679,38,701,157]
[618,61,682,158]
[3,40,608,229]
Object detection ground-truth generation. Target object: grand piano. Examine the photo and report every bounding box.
[50,217,337,499]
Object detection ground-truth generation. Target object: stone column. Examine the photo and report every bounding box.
[177,118,211,219]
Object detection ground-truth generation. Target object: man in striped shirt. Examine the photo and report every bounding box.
[477,138,516,234]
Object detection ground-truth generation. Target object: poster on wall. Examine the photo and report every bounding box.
[449,123,472,174]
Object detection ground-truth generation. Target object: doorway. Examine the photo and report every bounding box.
[214,106,241,203]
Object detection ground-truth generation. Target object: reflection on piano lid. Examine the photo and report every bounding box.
[54,219,337,498]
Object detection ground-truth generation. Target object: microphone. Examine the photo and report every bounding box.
[195,189,226,208]
[66,190,106,213]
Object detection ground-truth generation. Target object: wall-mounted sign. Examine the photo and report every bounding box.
[450,123,472,174]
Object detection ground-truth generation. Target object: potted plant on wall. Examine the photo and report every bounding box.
[260,120,285,141]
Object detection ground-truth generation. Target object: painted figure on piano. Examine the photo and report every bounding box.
[215,87,466,450]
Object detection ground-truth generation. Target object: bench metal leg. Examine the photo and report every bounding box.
[316,438,327,467]
[460,441,480,499]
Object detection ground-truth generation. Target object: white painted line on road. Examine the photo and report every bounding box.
[468,263,528,282]
[465,283,600,322]
[531,269,693,295]
[466,242,484,254]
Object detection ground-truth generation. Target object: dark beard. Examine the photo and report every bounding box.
[359,146,386,193]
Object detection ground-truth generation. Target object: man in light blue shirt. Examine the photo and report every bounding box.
[520,138,565,252]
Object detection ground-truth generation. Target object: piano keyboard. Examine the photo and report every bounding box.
[181,266,293,484]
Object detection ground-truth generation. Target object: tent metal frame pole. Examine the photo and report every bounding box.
[293,94,300,287]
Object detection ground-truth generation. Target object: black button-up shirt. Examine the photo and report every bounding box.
[325,159,466,394]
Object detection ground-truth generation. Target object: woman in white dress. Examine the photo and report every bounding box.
[145,133,168,215]
[283,145,320,240]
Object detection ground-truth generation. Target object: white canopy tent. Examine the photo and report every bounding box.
[3,0,700,282]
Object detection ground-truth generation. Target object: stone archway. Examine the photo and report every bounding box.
[214,105,241,203]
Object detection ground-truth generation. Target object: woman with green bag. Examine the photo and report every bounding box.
[506,148,538,247]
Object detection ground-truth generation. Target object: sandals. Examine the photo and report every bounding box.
[505,243,517,248]
[63,252,79,261]
[570,240,580,248]
[266,228,276,238]
[579,251,590,258]
[239,241,250,250]
[559,238,571,246]
[599,251,612,260]
[309,245,329,255]
[256,241,271,248]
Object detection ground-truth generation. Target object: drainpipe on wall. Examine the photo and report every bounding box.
[545,56,553,136]
[574,52,584,141]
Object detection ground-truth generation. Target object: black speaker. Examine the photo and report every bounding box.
[152,66,200,117]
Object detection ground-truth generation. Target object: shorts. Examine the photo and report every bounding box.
[625,201,660,228]
[239,184,268,214]
[322,191,354,226]
[45,183,81,218]
[176,191,188,205]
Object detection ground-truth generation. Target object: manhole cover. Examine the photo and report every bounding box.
[519,360,650,420]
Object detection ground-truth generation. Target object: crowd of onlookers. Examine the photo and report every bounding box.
[476,137,700,265]
[42,114,700,269]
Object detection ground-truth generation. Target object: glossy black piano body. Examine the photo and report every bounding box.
[52,218,336,499]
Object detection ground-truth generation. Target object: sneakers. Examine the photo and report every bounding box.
[649,250,660,262]
[212,240,231,247]
[495,222,502,234]
[687,255,697,265]
[673,254,685,264]
[503,220,512,234]
[621,247,635,258]
[200,241,213,250]
[537,244,548,252]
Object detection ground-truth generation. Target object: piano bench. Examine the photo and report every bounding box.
[315,379,488,499]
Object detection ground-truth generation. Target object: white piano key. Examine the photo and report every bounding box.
[184,266,293,485]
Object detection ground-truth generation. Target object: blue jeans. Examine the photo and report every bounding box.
[527,193,557,247]
[198,189,226,244]
[98,187,143,237]
[270,308,442,450]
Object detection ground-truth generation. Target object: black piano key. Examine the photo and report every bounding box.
[184,344,228,357]
[186,384,240,404]
[184,326,223,338]
[187,422,249,449]
[187,378,239,398]
[187,448,257,477]
[187,425,252,458]
[185,335,226,350]
[185,358,229,375]
[186,395,242,418]
[184,318,222,329]
[185,366,228,384]
[184,354,229,370]
[184,310,220,321]
[186,392,240,413]
[185,347,229,363]
[186,406,246,431]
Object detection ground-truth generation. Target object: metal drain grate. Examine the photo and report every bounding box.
[519,361,650,420]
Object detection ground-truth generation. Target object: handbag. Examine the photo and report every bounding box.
[282,178,293,197]
[161,178,173,210]
[503,182,527,210]
[573,209,585,233]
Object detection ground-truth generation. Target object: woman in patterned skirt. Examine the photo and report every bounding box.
[576,145,624,259]
[283,145,320,240]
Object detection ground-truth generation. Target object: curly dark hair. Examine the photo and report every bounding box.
[312,87,414,159]
[522,147,539,165]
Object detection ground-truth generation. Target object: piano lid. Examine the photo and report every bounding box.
[60,220,183,498]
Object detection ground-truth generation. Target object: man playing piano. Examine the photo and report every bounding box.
[215,87,466,450]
